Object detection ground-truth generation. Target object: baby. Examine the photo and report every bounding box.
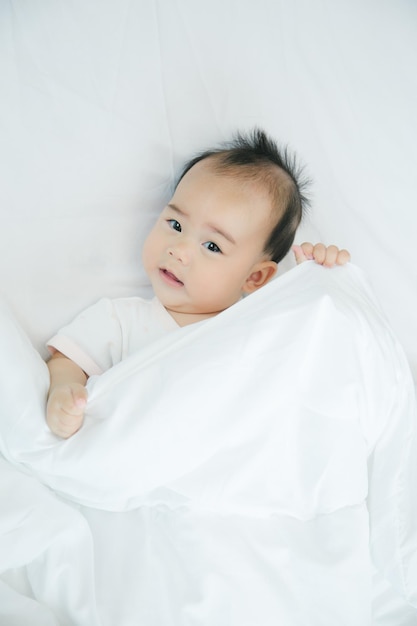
[46,129,350,438]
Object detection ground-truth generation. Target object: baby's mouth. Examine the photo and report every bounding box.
[160,268,184,286]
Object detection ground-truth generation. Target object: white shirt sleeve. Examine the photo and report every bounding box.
[46,298,123,376]
[46,296,178,377]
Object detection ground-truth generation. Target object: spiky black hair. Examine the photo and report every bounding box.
[177,128,310,263]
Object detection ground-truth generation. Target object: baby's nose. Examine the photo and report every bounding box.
[168,242,191,264]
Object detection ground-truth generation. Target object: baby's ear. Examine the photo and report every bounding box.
[242,261,277,294]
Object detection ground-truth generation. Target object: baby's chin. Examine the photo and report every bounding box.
[162,303,222,327]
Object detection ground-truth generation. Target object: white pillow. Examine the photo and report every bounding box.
[0,301,55,460]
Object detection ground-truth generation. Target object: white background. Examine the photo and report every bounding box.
[0,0,416,380]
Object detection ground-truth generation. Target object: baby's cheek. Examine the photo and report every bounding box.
[141,231,156,270]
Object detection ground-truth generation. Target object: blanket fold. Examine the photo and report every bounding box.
[0,263,412,513]
[1,262,416,617]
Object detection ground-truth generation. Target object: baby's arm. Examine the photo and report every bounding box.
[293,242,351,267]
[46,352,88,439]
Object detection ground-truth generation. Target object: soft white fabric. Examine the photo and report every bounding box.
[1,1,417,624]
[0,458,101,626]
[47,296,178,376]
[0,263,416,624]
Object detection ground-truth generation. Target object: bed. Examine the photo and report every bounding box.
[0,1,416,624]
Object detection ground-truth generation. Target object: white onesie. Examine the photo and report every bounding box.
[47,296,179,376]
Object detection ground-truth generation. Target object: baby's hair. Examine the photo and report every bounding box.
[177,128,310,263]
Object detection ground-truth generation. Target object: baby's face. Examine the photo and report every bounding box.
[142,159,276,326]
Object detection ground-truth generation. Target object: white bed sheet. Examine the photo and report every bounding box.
[0,1,417,625]
[1,263,417,624]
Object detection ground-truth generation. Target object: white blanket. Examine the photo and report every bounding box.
[0,263,416,625]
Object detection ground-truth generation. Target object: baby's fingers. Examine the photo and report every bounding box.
[299,242,314,261]
[46,385,87,438]
[295,242,351,267]
[52,413,84,439]
[57,386,87,415]
[292,245,308,264]
[293,242,317,264]
[335,248,351,265]
[321,244,339,267]
[70,388,88,411]
[309,243,327,265]
[319,245,351,267]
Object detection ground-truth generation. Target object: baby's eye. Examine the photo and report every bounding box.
[203,241,222,253]
[167,219,181,232]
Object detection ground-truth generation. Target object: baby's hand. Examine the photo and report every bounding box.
[293,242,351,267]
[46,383,88,439]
